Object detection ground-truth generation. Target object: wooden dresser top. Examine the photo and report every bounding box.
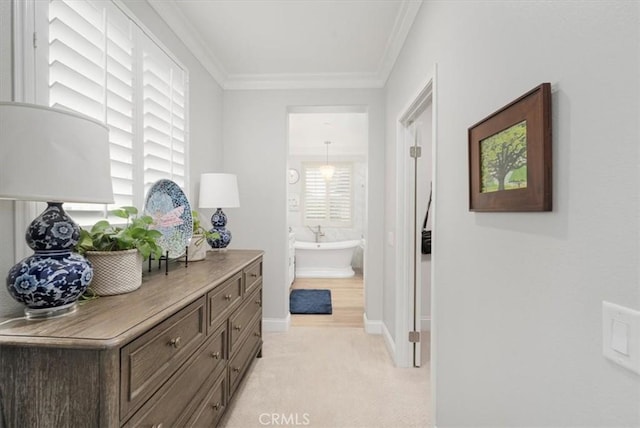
[0,250,263,349]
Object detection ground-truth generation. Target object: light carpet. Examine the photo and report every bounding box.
[220,327,430,428]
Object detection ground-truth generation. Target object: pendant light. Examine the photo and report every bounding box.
[319,140,335,180]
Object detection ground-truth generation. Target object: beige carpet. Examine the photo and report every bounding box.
[220,327,430,428]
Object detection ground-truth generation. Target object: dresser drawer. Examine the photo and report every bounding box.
[207,272,243,333]
[243,259,262,295]
[197,321,227,382]
[229,286,262,356]
[229,317,262,397]
[123,324,227,427]
[185,374,227,427]
[120,297,206,420]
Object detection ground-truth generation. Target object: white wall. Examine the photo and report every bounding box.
[0,1,223,317]
[386,1,640,426]
[223,89,384,330]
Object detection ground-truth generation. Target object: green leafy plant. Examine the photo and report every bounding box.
[191,210,219,245]
[76,206,163,261]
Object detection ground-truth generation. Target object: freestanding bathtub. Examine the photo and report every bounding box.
[294,239,362,278]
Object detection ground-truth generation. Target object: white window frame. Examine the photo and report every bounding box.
[302,162,353,228]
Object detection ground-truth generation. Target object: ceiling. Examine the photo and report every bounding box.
[288,112,368,157]
[147,0,422,90]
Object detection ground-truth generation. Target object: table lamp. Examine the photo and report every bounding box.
[0,102,114,319]
[198,173,240,249]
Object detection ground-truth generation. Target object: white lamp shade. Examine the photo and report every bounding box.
[199,173,240,208]
[0,102,114,203]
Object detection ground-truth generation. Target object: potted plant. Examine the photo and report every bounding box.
[76,206,163,296]
[188,210,219,261]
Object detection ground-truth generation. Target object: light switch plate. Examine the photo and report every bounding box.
[602,301,640,375]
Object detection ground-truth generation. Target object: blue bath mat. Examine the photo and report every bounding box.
[290,289,332,315]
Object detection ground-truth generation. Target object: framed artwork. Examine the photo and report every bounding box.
[468,83,552,212]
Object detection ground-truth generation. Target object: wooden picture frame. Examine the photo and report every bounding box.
[468,83,552,212]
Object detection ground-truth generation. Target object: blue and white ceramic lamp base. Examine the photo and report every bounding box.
[206,208,232,249]
[6,202,92,319]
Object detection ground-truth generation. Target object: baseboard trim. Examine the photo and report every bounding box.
[363,313,383,334]
[262,314,291,332]
[382,322,398,366]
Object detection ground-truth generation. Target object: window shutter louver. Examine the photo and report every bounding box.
[303,163,353,227]
[46,0,188,225]
[142,36,187,194]
[105,6,134,209]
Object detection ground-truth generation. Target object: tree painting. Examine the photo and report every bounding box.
[480,120,527,193]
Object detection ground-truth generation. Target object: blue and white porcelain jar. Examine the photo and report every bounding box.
[5,203,92,317]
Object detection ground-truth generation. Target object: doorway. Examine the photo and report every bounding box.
[286,107,369,328]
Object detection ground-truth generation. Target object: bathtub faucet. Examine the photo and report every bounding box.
[308,225,325,243]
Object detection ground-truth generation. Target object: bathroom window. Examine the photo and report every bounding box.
[41,0,188,224]
[302,163,353,227]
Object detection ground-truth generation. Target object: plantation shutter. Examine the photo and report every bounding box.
[104,8,135,209]
[303,163,352,227]
[46,0,188,225]
[142,37,187,196]
[48,0,133,223]
[328,166,352,222]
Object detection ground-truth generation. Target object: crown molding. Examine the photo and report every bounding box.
[146,0,422,90]
[377,0,423,87]
[146,0,227,86]
[222,72,385,90]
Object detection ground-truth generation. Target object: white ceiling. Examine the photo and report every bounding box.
[147,0,422,90]
[288,112,368,157]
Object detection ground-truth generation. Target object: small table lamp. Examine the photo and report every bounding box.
[0,102,114,319]
[199,173,240,249]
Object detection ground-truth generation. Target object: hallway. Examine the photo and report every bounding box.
[220,326,430,428]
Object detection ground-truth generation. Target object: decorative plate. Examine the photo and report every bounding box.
[144,179,193,258]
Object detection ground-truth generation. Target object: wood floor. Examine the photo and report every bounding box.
[290,272,363,328]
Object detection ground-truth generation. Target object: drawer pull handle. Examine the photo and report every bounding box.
[250,273,258,278]
[254,332,261,338]
[224,294,232,301]
[211,351,221,359]
[255,299,262,305]
[232,367,240,373]
[212,402,221,411]
[169,337,181,349]
[234,325,242,331]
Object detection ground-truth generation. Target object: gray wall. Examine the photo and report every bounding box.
[222,89,384,330]
[386,1,640,426]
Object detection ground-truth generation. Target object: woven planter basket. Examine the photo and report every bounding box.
[86,249,143,296]
[188,234,208,261]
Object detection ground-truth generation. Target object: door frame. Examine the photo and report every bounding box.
[285,105,371,326]
[394,64,438,417]
[393,64,437,405]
